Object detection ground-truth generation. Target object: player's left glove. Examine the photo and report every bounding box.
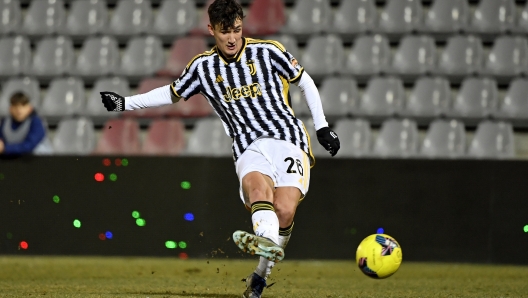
[100,92,125,112]
[316,127,340,157]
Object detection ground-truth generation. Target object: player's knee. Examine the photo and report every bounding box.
[273,200,295,223]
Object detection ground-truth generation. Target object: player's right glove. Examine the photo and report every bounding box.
[316,127,340,157]
[100,92,125,112]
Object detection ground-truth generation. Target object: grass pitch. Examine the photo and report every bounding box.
[0,257,527,298]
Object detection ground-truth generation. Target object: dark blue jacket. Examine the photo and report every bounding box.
[0,112,46,155]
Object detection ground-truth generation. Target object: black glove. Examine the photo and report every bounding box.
[316,127,340,157]
[100,92,125,112]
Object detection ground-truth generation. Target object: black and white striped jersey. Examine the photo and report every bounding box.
[170,37,315,166]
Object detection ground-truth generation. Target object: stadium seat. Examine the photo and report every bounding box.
[468,121,515,159]
[31,36,75,79]
[404,77,451,117]
[157,37,207,77]
[0,36,31,78]
[52,117,96,155]
[40,77,85,117]
[109,0,152,39]
[421,119,466,158]
[469,0,515,40]
[269,35,300,60]
[245,0,285,36]
[359,77,405,116]
[450,77,498,118]
[389,35,436,82]
[0,77,40,117]
[377,0,423,40]
[289,84,311,117]
[333,0,377,39]
[185,118,232,157]
[436,35,484,81]
[515,2,528,33]
[122,77,174,118]
[74,36,120,79]
[190,0,214,36]
[119,36,164,79]
[333,118,372,158]
[282,0,332,38]
[298,117,328,158]
[62,0,108,38]
[94,118,141,155]
[153,0,197,41]
[141,119,186,155]
[343,34,391,82]
[165,94,213,118]
[86,77,130,118]
[495,78,528,119]
[373,118,419,158]
[423,0,469,38]
[318,77,359,117]
[484,36,528,83]
[301,35,345,83]
[0,0,21,34]
[22,0,66,37]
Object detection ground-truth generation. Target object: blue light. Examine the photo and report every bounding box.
[105,231,113,239]
[184,213,195,221]
[377,227,384,234]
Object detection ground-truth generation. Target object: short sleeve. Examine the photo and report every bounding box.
[169,58,202,101]
[268,42,304,84]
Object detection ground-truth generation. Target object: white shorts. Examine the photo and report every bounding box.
[236,137,311,205]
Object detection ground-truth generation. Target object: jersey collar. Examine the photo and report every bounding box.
[215,37,247,64]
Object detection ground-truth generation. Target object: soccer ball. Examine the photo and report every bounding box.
[356,234,402,279]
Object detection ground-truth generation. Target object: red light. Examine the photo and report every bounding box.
[115,159,122,166]
[179,252,188,260]
[98,233,106,240]
[102,158,111,166]
[94,173,104,182]
[20,241,28,249]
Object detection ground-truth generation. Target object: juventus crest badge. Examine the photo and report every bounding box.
[246,59,256,76]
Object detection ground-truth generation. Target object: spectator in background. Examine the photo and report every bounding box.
[0,92,52,155]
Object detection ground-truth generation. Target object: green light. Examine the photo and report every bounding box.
[109,173,117,181]
[178,241,187,249]
[53,195,60,203]
[122,159,129,166]
[73,219,81,228]
[165,241,177,249]
[136,218,146,226]
[132,211,140,219]
[181,181,191,189]
[524,225,528,233]
[6,232,12,239]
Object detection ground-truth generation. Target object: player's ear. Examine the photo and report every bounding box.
[207,24,215,36]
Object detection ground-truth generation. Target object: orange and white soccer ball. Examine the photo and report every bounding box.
[356,234,403,279]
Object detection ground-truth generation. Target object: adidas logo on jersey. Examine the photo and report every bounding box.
[216,75,224,83]
[223,83,262,102]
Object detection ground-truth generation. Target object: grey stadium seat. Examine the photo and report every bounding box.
[333,0,377,38]
[451,77,498,118]
[423,0,469,37]
[301,35,344,82]
[185,118,232,157]
[318,77,359,117]
[86,77,130,117]
[282,0,332,37]
[299,117,329,158]
[109,0,152,39]
[289,83,311,117]
[40,77,85,117]
[405,77,451,117]
[495,78,528,119]
[333,118,371,158]
[515,3,528,33]
[62,0,108,37]
[119,36,164,78]
[74,36,120,79]
[377,0,423,39]
[437,35,484,80]
[344,34,390,82]
[484,36,528,82]
[269,34,300,60]
[31,36,75,79]
[421,119,466,158]
[52,117,96,155]
[390,35,436,81]
[153,0,197,40]
[359,77,405,116]
[470,0,515,39]
[373,118,419,158]
[0,0,21,34]
[0,77,40,117]
[22,0,66,37]
[468,121,515,159]
[0,36,31,78]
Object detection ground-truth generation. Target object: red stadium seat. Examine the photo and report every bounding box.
[122,77,177,118]
[157,37,208,77]
[245,0,285,36]
[94,118,141,155]
[141,119,186,155]
[166,94,213,118]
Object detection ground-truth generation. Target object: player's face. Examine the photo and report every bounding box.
[9,103,33,122]
[208,19,243,59]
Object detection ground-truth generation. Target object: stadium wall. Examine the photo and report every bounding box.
[1,157,527,265]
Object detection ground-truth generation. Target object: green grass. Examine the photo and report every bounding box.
[0,257,527,297]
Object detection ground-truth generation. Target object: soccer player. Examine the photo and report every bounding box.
[100,0,340,297]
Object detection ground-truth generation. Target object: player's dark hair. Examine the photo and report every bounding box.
[9,92,30,105]
[208,0,245,30]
